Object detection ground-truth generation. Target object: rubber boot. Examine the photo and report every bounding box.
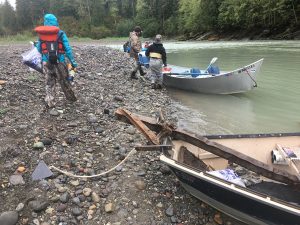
[139,65,146,76]
[131,71,138,79]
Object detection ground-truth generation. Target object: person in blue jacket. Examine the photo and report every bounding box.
[36,14,78,108]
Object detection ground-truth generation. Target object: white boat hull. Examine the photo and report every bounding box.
[163,59,264,94]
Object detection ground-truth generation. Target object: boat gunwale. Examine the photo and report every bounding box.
[160,153,300,214]
[205,132,300,139]
[164,58,264,79]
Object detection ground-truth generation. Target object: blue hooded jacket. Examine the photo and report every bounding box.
[37,14,77,67]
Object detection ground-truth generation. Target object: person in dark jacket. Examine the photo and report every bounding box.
[145,34,167,89]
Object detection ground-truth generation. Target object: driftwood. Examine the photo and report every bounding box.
[115,108,300,185]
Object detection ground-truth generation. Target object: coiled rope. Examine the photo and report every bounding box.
[49,148,137,178]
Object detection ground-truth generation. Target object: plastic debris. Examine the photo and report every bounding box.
[32,160,53,181]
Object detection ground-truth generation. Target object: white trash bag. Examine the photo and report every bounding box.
[208,169,246,187]
[21,45,43,74]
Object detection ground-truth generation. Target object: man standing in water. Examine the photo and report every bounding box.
[129,26,146,79]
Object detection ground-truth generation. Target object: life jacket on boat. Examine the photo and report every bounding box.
[34,26,65,64]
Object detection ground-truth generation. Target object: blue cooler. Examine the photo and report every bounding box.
[207,66,220,75]
[138,53,150,68]
[190,68,201,77]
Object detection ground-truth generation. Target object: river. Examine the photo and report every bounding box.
[163,40,300,135]
[107,40,300,135]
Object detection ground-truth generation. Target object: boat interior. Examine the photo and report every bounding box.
[169,139,300,206]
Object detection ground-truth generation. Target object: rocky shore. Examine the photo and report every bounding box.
[0,44,244,225]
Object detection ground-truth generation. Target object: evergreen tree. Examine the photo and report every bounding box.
[2,0,17,33]
[16,0,33,30]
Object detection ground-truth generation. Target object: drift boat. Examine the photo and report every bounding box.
[116,108,300,225]
[162,58,264,94]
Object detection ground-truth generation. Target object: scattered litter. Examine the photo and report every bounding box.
[32,160,53,181]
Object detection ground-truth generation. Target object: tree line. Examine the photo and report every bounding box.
[0,0,299,39]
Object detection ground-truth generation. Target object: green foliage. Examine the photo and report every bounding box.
[115,19,135,36]
[135,0,180,37]
[0,0,299,39]
[16,0,33,30]
[0,25,5,36]
[59,16,84,36]
[164,16,179,36]
[90,26,112,39]
[218,0,299,30]
[1,0,17,34]
[0,31,35,43]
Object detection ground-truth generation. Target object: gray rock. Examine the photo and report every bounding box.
[135,180,146,190]
[170,216,177,223]
[59,192,70,203]
[137,170,146,176]
[9,175,25,185]
[105,203,114,213]
[72,197,81,205]
[28,200,49,212]
[40,138,53,146]
[165,205,174,217]
[0,211,19,225]
[91,192,100,203]
[126,127,135,135]
[67,122,78,127]
[87,114,97,123]
[94,127,105,133]
[15,203,24,212]
[160,165,171,175]
[49,109,59,116]
[103,108,110,114]
[56,204,67,212]
[117,208,128,217]
[33,142,45,149]
[72,207,82,216]
[114,96,124,102]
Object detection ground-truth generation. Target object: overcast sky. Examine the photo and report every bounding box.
[0,0,16,8]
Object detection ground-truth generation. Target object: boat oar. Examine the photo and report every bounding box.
[164,72,208,76]
[205,57,218,72]
[163,57,219,76]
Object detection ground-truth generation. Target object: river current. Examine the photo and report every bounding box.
[107,40,300,135]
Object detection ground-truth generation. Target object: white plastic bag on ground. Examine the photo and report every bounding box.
[21,46,43,74]
[208,169,246,187]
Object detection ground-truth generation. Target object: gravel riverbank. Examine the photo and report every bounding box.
[0,44,244,225]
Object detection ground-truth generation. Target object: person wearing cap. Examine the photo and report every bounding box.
[145,34,167,89]
[129,26,146,79]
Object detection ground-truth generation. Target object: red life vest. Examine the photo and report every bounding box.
[34,26,65,63]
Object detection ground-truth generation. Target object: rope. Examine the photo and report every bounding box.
[245,69,257,87]
[49,148,137,178]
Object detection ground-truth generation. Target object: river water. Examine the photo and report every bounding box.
[107,40,300,135]
[163,41,300,135]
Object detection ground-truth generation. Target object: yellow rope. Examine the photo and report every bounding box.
[49,148,137,178]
